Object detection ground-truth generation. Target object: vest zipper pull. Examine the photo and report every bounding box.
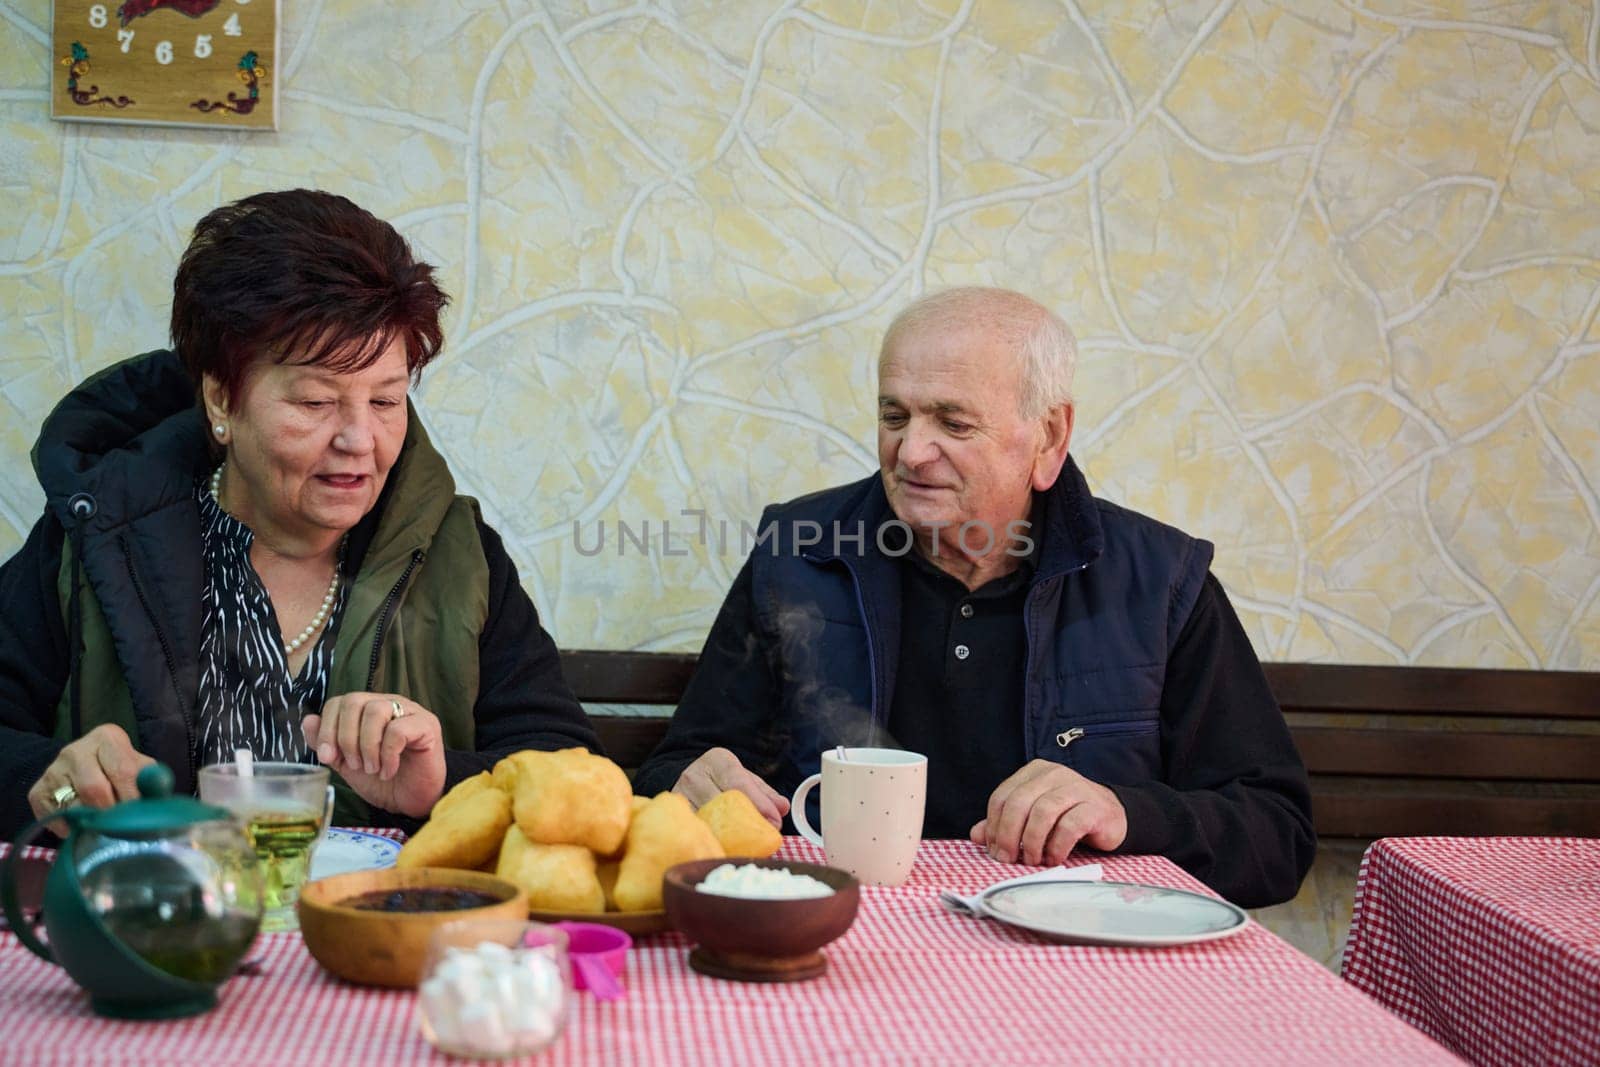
[1055,727,1084,748]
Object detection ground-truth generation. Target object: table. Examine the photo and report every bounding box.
[1342,836,1600,1066]
[2,838,1457,1065]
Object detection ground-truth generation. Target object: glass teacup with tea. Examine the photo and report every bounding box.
[198,761,334,932]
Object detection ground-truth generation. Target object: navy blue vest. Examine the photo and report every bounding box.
[748,458,1213,800]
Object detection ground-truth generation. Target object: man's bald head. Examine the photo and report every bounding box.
[878,287,1077,419]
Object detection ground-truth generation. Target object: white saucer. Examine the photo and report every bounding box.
[309,828,401,881]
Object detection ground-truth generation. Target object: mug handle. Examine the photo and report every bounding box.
[790,773,824,848]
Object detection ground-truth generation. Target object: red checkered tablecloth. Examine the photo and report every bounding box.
[1341,836,1600,1066]
[1,837,1458,1065]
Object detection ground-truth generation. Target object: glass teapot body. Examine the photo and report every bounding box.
[1,764,264,1018]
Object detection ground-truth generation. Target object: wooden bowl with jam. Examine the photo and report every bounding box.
[297,868,527,988]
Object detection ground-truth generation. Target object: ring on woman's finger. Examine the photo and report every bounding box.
[389,699,407,722]
[50,784,78,809]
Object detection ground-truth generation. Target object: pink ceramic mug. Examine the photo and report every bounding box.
[791,747,927,887]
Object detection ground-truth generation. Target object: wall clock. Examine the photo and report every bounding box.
[52,0,280,130]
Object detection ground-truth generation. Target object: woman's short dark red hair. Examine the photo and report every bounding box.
[171,189,449,408]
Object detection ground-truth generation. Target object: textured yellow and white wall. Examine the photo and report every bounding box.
[3,0,1598,668]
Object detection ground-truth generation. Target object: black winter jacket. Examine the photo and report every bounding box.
[0,351,598,840]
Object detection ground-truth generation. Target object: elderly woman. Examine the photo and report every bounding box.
[0,189,598,837]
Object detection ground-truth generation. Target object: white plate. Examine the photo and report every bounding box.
[310,829,401,881]
[976,879,1249,947]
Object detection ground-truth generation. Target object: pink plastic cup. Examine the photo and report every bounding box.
[553,922,631,1001]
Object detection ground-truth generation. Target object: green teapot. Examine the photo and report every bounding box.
[0,763,263,1019]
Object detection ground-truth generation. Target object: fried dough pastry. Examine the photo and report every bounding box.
[431,771,497,819]
[491,750,538,794]
[396,786,512,870]
[509,748,632,855]
[496,824,605,913]
[696,789,782,859]
[613,793,725,912]
[597,859,622,911]
[599,796,653,861]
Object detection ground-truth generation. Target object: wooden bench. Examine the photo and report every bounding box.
[562,651,1600,839]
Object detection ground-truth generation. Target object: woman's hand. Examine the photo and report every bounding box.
[302,693,446,819]
[26,723,156,821]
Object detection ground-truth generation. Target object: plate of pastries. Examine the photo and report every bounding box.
[395,748,782,935]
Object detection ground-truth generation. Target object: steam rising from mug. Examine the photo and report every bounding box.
[773,603,900,752]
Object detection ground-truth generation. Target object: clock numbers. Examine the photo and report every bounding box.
[83,10,241,64]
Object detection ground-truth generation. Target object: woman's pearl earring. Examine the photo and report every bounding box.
[213,424,226,439]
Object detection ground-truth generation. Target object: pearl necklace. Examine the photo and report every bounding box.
[210,462,342,655]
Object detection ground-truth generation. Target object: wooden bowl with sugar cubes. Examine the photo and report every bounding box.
[662,858,859,982]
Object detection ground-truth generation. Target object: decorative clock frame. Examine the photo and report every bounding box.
[51,0,280,130]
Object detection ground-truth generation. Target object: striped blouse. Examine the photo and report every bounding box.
[194,479,350,767]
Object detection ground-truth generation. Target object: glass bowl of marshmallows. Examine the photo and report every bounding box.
[417,919,570,1059]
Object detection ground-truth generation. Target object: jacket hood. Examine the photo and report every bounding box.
[31,350,209,534]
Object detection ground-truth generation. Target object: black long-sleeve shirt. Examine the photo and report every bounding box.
[635,561,1314,908]
[887,547,1032,839]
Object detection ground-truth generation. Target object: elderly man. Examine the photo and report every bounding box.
[633,287,1314,907]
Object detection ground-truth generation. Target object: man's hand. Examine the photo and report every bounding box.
[672,747,790,827]
[27,723,156,821]
[303,693,446,819]
[970,759,1128,865]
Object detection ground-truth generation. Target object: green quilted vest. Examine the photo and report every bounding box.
[55,416,490,824]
